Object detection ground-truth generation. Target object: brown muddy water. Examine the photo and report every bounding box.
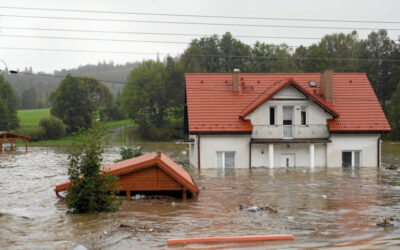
[1,142,400,249]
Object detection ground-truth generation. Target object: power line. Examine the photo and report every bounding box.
[0,26,322,40]
[0,46,163,55]
[0,34,302,47]
[2,14,399,31]
[0,34,192,45]
[1,46,400,62]
[1,6,400,25]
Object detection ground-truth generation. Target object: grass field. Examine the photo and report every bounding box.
[16,108,135,146]
[17,108,51,128]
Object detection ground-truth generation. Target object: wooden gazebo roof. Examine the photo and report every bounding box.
[0,131,30,152]
[0,131,30,140]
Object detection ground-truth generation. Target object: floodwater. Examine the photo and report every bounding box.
[1,143,400,249]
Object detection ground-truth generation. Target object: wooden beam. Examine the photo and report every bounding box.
[183,187,187,200]
[126,190,131,201]
[9,139,14,151]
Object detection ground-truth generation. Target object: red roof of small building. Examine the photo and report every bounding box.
[55,151,200,195]
[185,73,390,133]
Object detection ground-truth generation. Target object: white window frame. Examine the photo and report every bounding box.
[342,150,362,167]
[216,151,236,169]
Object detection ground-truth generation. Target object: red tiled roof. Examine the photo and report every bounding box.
[55,151,200,195]
[185,73,390,133]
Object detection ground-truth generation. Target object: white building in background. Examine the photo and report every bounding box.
[185,70,390,169]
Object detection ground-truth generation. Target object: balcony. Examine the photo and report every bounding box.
[252,124,329,139]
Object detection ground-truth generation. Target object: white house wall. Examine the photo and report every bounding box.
[189,133,380,168]
[273,85,306,99]
[327,134,380,167]
[251,143,326,168]
[245,99,333,126]
[189,134,251,168]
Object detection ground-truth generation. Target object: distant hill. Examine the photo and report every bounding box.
[2,61,138,109]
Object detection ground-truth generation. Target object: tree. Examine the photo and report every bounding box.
[66,113,120,213]
[362,30,399,108]
[252,42,296,73]
[388,81,400,140]
[0,75,19,130]
[50,75,92,133]
[122,60,177,140]
[50,75,114,133]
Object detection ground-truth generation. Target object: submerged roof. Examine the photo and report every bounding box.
[185,73,390,133]
[55,151,200,195]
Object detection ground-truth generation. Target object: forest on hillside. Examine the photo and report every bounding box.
[2,61,139,109]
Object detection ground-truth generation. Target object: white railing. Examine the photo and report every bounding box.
[252,125,329,139]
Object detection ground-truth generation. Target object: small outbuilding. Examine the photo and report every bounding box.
[55,151,200,200]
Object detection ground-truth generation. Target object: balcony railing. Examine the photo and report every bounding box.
[252,124,329,139]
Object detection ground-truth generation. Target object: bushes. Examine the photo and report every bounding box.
[20,116,66,141]
[39,116,66,140]
[22,127,45,141]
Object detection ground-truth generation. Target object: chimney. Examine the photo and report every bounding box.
[232,69,240,92]
[320,69,333,102]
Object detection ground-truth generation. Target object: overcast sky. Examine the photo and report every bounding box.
[0,0,399,73]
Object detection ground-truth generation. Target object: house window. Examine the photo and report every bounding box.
[217,151,235,169]
[269,107,276,125]
[342,151,361,167]
[301,106,307,125]
[283,106,293,125]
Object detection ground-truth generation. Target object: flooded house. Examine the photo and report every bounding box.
[185,70,390,169]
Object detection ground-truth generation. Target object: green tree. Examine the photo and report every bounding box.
[388,81,400,140]
[252,42,296,73]
[361,30,399,108]
[219,32,252,72]
[66,113,120,213]
[50,75,114,133]
[50,75,92,133]
[122,60,177,140]
[0,75,19,130]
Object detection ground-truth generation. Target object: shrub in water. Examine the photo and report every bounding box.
[117,146,142,162]
[66,113,121,213]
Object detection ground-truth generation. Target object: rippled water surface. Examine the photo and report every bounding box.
[1,143,400,249]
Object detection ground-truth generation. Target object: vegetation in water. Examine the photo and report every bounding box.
[66,113,121,213]
[116,146,143,162]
